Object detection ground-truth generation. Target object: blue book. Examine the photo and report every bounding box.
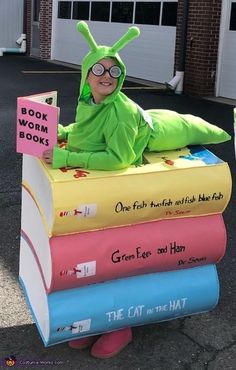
[19,236,219,347]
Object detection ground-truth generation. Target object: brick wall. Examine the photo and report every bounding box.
[25,0,32,55]
[39,0,53,59]
[25,0,52,59]
[175,0,222,96]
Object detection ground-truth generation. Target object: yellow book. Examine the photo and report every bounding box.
[22,146,232,236]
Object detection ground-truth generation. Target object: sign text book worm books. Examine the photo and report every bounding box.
[16,91,59,158]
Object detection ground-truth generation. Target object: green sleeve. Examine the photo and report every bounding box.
[52,122,137,170]
[57,123,75,141]
[52,145,91,169]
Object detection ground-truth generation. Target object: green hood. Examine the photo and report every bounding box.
[77,21,140,104]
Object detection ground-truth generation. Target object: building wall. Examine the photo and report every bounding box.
[25,0,52,58]
[25,0,32,54]
[175,0,222,96]
[40,0,52,59]
[25,0,223,96]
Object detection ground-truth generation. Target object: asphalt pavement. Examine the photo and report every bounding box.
[0,55,235,370]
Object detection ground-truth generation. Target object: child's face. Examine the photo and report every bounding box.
[87,58,120,103]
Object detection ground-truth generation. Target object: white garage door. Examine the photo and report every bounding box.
[0,0,24,48]
[217,0,236,99]
[51,0,178,83]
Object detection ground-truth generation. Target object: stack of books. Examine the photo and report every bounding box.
[19,145,232,346]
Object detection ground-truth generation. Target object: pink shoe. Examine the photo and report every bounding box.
[91,328,132,359]
[68,336,97,349]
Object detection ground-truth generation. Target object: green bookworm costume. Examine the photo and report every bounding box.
[53,21,230,171]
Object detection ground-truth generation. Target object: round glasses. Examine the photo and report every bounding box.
[90,63,122,79]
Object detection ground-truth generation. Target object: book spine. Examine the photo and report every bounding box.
[46,264,219,346]
[22,152,232,236]
[21,186,226,292]
[26,221,227,294]
[51,165,231,235]
[51,212,226,291]
[20,240,219,348]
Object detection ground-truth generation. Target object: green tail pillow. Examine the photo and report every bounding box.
[147,109,231,151]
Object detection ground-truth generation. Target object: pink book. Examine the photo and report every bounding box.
[16,91,59,158]
[21,186,227,293]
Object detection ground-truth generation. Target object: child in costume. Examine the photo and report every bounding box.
[43,21,230,171]
[42,22,230,358]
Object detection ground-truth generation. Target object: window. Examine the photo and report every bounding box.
[73,1,90,20]
[91,1,110,21]
[33,0,40,22]
[58,1,72,19]
[161,1,177,26]
[57,0,178,26]
[112,2,134,23]
[229,2,236,30]
[135,2,160,25]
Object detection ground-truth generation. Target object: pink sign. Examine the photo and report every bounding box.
[16,92,59,158]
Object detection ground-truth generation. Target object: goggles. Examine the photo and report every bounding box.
[90,63,122,79]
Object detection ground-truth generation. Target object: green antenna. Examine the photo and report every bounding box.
[76,21,98,51]
[111,27,140,53]
[76,21,140,53]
